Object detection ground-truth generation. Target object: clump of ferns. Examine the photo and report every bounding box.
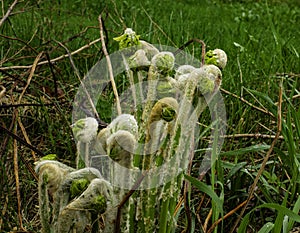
[35,28,227,233]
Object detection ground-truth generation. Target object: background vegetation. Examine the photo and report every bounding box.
[0,0,299,232]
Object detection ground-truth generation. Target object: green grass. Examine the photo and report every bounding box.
[0,0,299,232]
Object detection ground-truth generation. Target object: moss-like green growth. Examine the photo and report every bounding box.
[72,117,98,143]
[108,114,138,137]
[42,173,49,185]
[114,28,140,49]
[40,154,57,161]
[107,130,135,168]
[128,49,150,69]
[198,75,215,95]
[161,107,177,122]
[189,68,215,95]
[70,178,90,199]
[151,52,175,75]
[77,156,86,169]
[156,79,176,96]
[91,195,107,213]
[149,97,178,124]
[204,49,227,69]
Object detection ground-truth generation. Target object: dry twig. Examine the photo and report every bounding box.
[13,112,24,231]
[0,33,39,54]
[18,52,43,102]
[221,88,275,117]
[275,72,300,78]
[0,85,6,99]
[17,118,37,161]
[98,14,122,115]
[55,40,100,122]
[292,93,300,100]
[201,133,284,140]
[0,124,45,162]
[229,80,283,233]
[0,38,101,70]
[207,196,254,233]
[203,208,212,232]
[15,52,43,163]
[0,0,18,27]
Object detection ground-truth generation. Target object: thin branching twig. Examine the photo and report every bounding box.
[14,52,43,164]
[221,88,275,117]
[17,118,37,161]
[0,38,101,70]
[203,208,212,232]
[207,196,254,233]
[0,124,45,158]
[0,33,38,54]
[45,52,59,98]
[0,0,18,27]
[55,40,100,122]
[292,93,300,100]
[0,124,40,181]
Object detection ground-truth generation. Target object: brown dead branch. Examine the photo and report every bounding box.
[0,0,19,28]
[98,14,122,115]
[221,88,275,117]
[0,38,101,70]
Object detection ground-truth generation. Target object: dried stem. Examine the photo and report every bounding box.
[0,33,39,54]
[98,14,122,116]
[18,52,43,102]
[201,133,284,140]
[55,40,100,122]
[0,38,101,70]
[203,208,212,232]
[221,88,275,117]
[13,111,24,231]
[0,101,69,109]
[0,0,18,27]
[0,85,5,99]
[0,124,40,181]
[207,196,254,233]
[292,93,300,100]
[45,52,59,98]
[17,117,37,161]
[229,80,283,233]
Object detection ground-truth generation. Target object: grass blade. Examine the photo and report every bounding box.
[184,175,223,215]
[257,222,274,233]
[220,144,270,157]
[238,203,300,233]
